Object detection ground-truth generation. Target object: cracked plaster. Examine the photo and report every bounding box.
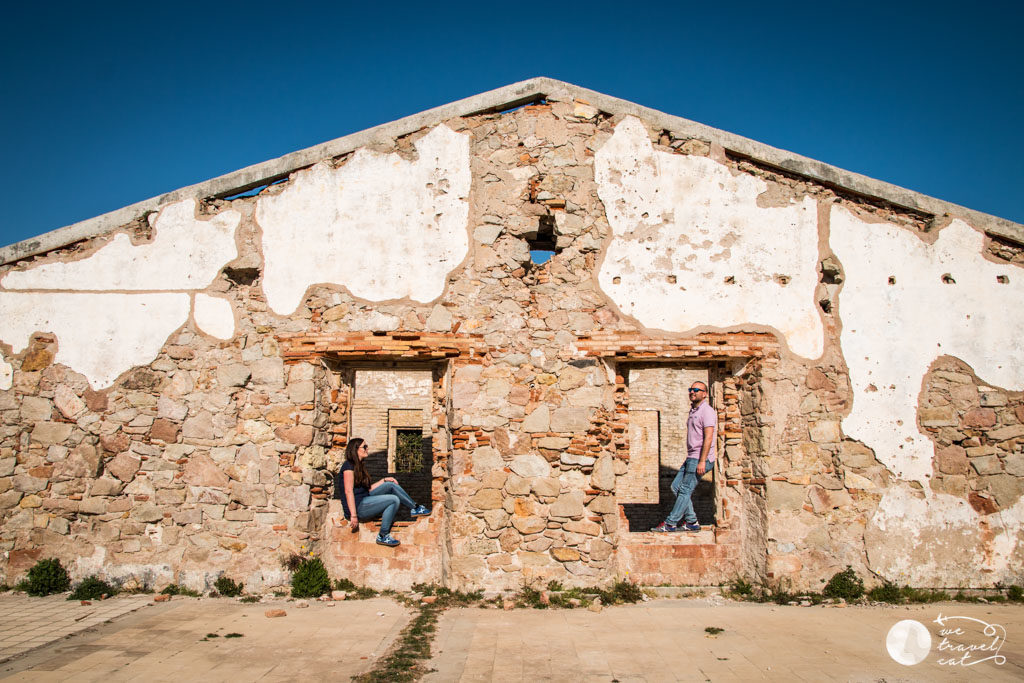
[594,116,823,359]
[256,124,471,314]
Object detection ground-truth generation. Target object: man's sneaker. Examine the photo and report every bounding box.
[682,522,701,533]
[410,504,431,517]
[375,533,400,547]
[651,521,678,533]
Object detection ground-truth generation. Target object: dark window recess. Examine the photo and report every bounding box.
[622,465,716,531]
[363,438,433,521]
[394,430,425,473]
[528,215,558,266]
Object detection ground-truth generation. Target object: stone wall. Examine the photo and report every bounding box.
[0,91,1021,593]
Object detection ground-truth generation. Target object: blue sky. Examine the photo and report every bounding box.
[1,1,1021,249]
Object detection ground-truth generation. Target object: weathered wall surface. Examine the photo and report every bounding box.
[0,94,1020,593]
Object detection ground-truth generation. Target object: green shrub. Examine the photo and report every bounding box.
[68,575,118,601]
[730,578,754,598]
[1007,585,1024,602]
[598,580,644,605]
[161,584,201,597]
[240,595,260,603]
[291,557,331,598]
[214,576,244,598]
[21,558,71,596]
[823,566,864,601]
[901,586,949,603]
[547,580,565,592]
[334,577,358,592]
[867,581,902,603]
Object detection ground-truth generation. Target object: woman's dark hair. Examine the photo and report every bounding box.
[344,438,371,489]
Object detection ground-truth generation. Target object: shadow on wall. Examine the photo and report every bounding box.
[622,465,716,531]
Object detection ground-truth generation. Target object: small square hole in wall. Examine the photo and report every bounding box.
[528,215,558,266]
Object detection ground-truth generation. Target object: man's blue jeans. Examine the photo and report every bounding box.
[666,458,700,526]
[356,482,416,535]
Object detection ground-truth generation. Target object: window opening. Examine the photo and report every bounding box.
[528,215,558,266]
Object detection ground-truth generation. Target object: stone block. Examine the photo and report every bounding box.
[481,470,508,489]
[1004,454,1024,476]
[538,437,572,450]
[132,503,164,523]
[106,453,141,482]
[0,490,23,508]
[90,477,125,496]
[182,412,216,440]
[988,425,1024,441]
[217,364,251,388]
[961,408,997,428]
[182,452,230,488]
[766,481,806,511]
[498,528,520,552]
[512,516,546,534]
[510,455,550,478]
[504,473,532,495]
[560,452,595,466]
[288,380,315,404]
[564,520,601,536]
[150,419,180,443]
[549,491,585,518]
[842,470,875,490]
[971,456,1002,475]
[472,447,504,474]
[838,441,875,468]
[231,483,268,506]
[935,445,968,475]
[522,406,550,433]
[470,489,504,510]
[983,474,1021,507]
[918,407,956,427]
[21,396,52,421]
[275,424,314,446]
[590,454,615,491]
[54,385,86,420]
[12,474,47,493]
[483,509,509,530]
[551,547,580,562]
[31,422,72,445]
[550,407,592,433]
[979,391,1007,407]
[273,484,310,510]
[808,421,841,443]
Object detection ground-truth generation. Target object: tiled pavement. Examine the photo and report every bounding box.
[0,594,151,664]
[426,599,1024,682]
[0,591,1021,681]
[0,595,409,681]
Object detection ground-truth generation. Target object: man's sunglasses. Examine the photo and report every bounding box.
[688,388,704,394]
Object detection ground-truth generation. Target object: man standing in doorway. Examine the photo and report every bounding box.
[652,381,716,533]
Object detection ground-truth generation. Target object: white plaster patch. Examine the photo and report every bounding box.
[256,124,471,314]
[1,199,240,291]
[0,292,190,389]
[865,483,1024,586]
[830,207,1024,483]
[0,352,10,391]
[193,293,235,340]
[594,116,823,358]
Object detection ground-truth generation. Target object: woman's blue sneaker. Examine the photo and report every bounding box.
[410,504,431,517]
[376,533,400,547]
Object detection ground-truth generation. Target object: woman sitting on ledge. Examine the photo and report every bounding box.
[338,437,430,547]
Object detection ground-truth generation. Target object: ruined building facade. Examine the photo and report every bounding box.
[0,79,1021,593]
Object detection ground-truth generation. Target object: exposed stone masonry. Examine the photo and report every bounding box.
[0,87,1021,593]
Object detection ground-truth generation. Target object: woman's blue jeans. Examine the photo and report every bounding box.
[356,482,416,535]
[666,458,700,526]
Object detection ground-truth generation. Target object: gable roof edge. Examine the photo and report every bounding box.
[2,77,1021,265]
